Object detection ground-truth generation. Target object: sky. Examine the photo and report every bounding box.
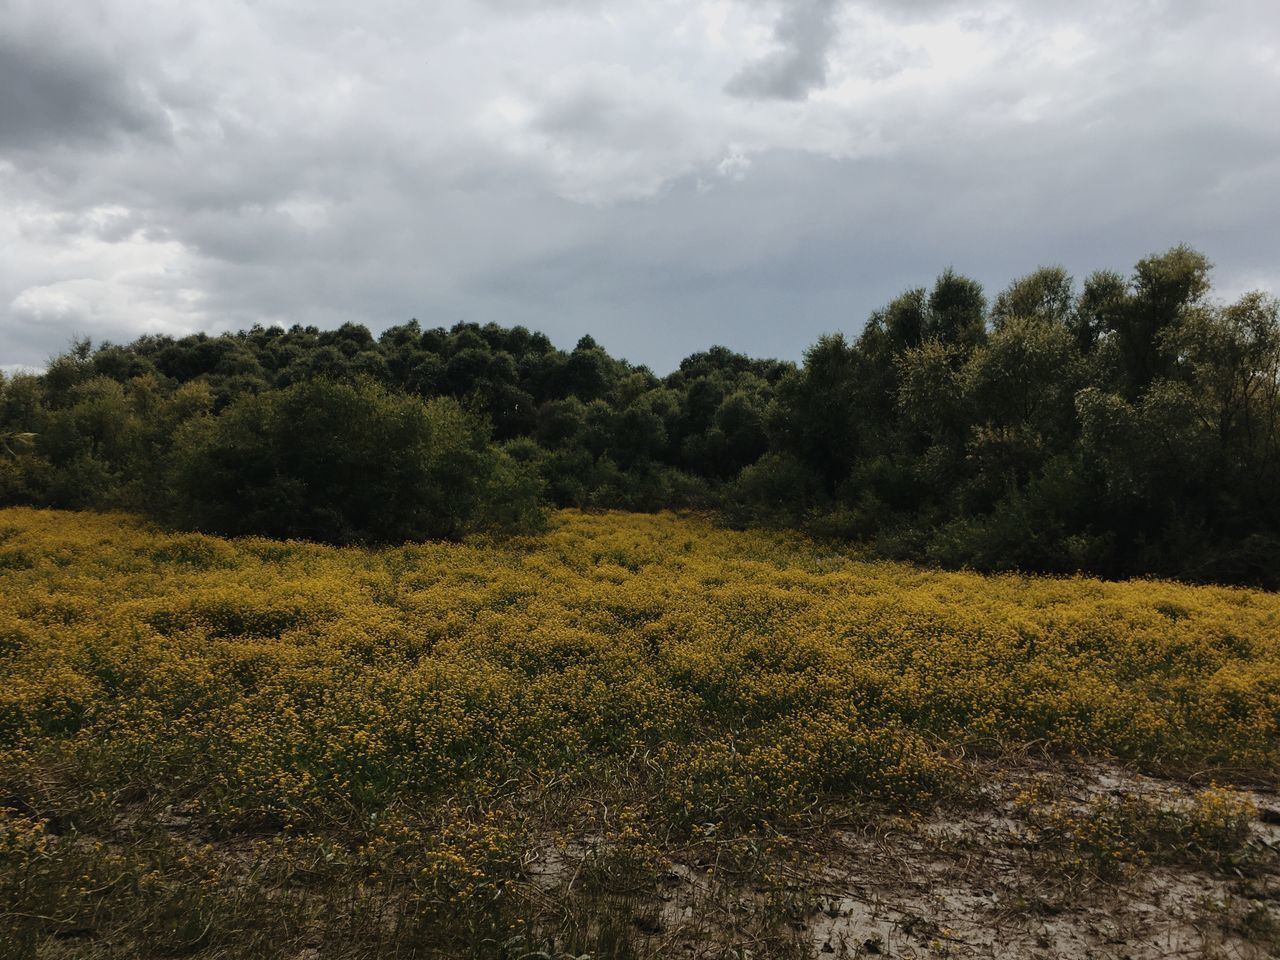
[1,0,1278,374]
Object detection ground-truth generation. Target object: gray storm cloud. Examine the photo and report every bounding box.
[725,0,840,101]
[0,21,168,150]
[0,0,1277,373]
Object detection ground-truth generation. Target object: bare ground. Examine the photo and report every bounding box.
[523,760,1280,959]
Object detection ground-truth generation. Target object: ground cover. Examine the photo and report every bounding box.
[2,508,1278,957]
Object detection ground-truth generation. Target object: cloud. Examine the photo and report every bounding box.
[0,0,1277,373]
[0,5,169,151]
[726,0,840,101]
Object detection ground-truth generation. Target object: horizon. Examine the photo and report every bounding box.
[2,240,1264,380]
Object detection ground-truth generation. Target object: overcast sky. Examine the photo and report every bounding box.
[2,0,1278,373]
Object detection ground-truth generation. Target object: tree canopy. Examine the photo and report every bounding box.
[3,245,1277,585]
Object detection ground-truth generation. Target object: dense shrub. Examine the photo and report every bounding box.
[3,245,1277,580]
[168,379,544,543]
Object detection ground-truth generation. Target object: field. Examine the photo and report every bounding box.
[2,507,1279,958]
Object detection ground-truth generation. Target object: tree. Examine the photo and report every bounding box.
[1115,245,1212,394]
[926,269,987,350]
[1072,269,1127,355]
[168,379,544,543]
[770,334,866,491]
[991,266,1073,329]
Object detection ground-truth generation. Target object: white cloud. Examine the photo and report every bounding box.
[717,150,753,179]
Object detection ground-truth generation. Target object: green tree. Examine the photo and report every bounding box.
[169,379,544,543]
[991,266,1073,329]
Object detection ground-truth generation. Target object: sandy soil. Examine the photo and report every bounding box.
[525,760,1280,959]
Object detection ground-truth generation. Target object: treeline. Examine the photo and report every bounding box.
[2,244,1278,585]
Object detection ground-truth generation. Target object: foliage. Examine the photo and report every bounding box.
[3,507,1278,819]
[1015,783,1258,883]
[2,246,1278,581]
[740,245,1280,586]
[1,508,1278,955]
[168,378,544,542]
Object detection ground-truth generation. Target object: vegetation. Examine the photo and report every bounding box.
[1014,783,1258,883]
[168,379,544,543]
[2,507,1278,957]
[4,243,1275,955]
[2,244,1277,583]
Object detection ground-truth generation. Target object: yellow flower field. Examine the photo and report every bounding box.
[2,507,1278,957]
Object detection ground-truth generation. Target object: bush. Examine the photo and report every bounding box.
[721,453,825,528]
[168,379,545,543]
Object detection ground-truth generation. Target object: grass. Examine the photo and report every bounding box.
[1,506,1278,957]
